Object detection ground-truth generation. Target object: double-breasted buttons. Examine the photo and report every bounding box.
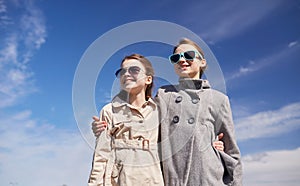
[188,117,195,124]
[175,96,183,103]
[172,115,179,123]
[192,98,200,104]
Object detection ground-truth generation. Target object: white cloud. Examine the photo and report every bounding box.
[0,36,36,107]
[192,0,284,42]
[20,1,46,50]
[235,102,300,141]
[227,41,300,81]
[155,1,284,43]
[0,35,18,66]
[0,0,11,26]
[0,0,47,108]
[1,108,299,186]
[0,0,5,13]
[0,110,95,186]
[243,148,300,186]
[229,64,256,79]
[288,41,298,48]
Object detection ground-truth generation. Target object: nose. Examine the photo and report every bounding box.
[123,69,131,76]
[178,55,189,65]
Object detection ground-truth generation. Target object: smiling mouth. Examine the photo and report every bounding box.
[179,65,190,70]
[122,78,135,84]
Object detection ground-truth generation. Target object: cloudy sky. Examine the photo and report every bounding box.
[0,0,300,185]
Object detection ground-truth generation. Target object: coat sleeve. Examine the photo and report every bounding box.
[88,106,114,186]
[216,96,243,186]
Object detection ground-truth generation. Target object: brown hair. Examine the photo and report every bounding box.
[120,54,154,100]
[173,38,207,78]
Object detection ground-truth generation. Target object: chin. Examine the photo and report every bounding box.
[123,84,140,91]
[178,72,190,77]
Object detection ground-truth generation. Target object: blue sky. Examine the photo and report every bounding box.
[0,0,300,185]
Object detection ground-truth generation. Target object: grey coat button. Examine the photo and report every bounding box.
[192,98,200,104]
[172,116,179,123]
[175,96,182,103]
[188,117,195,124]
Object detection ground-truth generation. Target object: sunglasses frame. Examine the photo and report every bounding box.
[169,50,204,64]
[115,66,144,78]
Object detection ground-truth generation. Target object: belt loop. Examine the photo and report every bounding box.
[142,139,149,151]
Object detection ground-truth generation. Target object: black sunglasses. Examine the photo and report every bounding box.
[169,50,203,64]
[115,66,143,78]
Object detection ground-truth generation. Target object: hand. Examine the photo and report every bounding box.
[213,133,224,152]
[91,116,107,137]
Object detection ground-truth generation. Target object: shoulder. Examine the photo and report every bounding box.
[100,103,113,114]
[158,84,179,93]
[155,85,179,106]
[200,88,230,108]
[210,89,228,98]
[156,84,179,99]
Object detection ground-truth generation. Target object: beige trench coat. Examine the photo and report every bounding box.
[88,94,164,186]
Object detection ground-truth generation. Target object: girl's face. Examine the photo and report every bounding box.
[173,44,206,79]
[119,59,152,94]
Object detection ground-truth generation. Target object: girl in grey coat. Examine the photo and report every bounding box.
[156,38,242,186]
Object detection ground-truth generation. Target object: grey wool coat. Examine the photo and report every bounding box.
[156,78,242,186]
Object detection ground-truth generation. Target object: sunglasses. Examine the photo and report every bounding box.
[115,66,143,78]
[169,50,203,64]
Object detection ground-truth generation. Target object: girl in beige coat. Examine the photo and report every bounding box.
[88,54,164,186]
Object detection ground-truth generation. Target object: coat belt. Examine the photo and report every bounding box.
[112,138,157,151]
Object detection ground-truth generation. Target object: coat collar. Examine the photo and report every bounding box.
[178,78,211,90]
[111,93,156,110]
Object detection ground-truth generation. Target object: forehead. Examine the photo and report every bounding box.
[175,44,198,53]
[122,59,145,69]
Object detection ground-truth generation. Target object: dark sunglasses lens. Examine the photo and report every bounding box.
[184,51,196,60]
[115,66,141,77]
[128,66,141,75]
[170,54,180,64]
[115,69,124,77]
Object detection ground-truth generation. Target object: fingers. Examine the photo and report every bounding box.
[91,117,107,137]
[213,140,224,152]
[213,133,225,152]
[92,121,107,130]
[92,116,100,121]
[93,125,107,137]
[218,133,224,140]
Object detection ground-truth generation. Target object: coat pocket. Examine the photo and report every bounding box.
[219,151,238,183]
[111,161,123,178]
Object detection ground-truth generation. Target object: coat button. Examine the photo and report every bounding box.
[192,98,200,104]
[188,117,195,124]
[172,115,179,123]
[175,96,182,103]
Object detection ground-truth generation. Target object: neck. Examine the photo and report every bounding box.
[128,91,147,108]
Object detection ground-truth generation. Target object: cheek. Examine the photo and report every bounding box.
[173,64,180,71]
[119,76,126,84]
[173,66,183,77]
[191,61,201,70]
[173,65,179,72]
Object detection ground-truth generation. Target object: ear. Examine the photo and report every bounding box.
[145,75,153,85]
[199,59,206,68]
